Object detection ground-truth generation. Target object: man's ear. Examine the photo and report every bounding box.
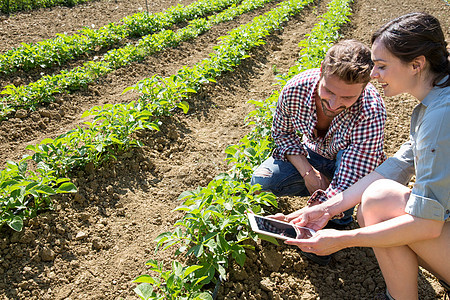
[411,55,426,74]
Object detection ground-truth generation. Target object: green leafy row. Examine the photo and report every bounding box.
[0,99,160,232]
[282,0,352,80]
[133,0,353,298]
[0,0,240,75]
[0,0,274,119]
[131,0,316,115]
[0,0,92,14]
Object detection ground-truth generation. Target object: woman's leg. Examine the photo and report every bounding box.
[357,179,418,300]
[412,221,450,285]
[374,242,420,300]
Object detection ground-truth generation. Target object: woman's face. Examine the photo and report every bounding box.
[370,40,416,97]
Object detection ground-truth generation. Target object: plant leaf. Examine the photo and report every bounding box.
[133,283,154,300]
[56,182,77,193]
[7,215,24,232]
[133,275,156,284]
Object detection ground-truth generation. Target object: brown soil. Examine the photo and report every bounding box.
[0,0,449,299]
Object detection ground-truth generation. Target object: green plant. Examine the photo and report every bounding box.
[133,260,212,300]
[225,135,273,181]
[155,174,277,283]
[26,101,160,177]
[279,0,353,83]
[0,157,76,231]
[0,0,239,74]
[0,0,274,119]
[0,0,93,14]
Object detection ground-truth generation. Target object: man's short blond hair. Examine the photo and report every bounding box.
[321,39,373,84]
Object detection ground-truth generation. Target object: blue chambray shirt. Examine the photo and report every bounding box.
[376,78,450,222]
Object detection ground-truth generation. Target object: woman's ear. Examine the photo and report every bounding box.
[411,55,426,74]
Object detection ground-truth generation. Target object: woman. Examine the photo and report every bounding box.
[274,12,450,300]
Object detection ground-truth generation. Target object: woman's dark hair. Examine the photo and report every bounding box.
[371,12,450,87]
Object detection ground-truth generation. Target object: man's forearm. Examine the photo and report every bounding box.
[286,154,312,177]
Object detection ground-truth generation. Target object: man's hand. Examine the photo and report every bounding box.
[269,204,331,232]
[290,204,331,231]
[285,155,330,194]
[304,167,330,194]
[269,208,307,223]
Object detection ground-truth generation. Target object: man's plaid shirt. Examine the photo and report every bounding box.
[272,68,387,205]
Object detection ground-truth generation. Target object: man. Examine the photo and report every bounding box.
[251,40,386,264]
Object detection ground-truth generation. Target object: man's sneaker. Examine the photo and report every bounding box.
[300,251,331,266]
[439,279,450,299]
[324,221,349,230]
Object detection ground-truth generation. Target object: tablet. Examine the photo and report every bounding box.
[247,213,315,240]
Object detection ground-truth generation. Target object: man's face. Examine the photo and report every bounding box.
[317,74,365,118]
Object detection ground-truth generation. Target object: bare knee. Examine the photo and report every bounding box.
[359,179,410,226]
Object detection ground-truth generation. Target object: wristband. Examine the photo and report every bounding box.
[302,167,313,178]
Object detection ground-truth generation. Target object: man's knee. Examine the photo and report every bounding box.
[253,166,273,179]
[251,166,275,190]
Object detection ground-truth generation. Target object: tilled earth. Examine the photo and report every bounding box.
[0,0,449,299]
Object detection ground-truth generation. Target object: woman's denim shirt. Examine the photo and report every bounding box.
[376,79,449,222]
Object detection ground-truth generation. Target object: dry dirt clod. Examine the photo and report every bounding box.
[15,110,28,119]
[75,231,87,241]
[40,248,55,262]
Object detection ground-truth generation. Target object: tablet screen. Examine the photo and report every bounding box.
[254,215,298,239]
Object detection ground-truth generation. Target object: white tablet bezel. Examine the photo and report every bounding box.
[247,212,315,240]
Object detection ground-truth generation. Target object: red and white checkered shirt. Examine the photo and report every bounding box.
[272,68,386,205]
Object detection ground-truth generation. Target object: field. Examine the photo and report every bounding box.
[0,0,449,299]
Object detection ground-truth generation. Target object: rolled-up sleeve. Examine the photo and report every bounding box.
[407,100,450,221]
[375,140,415,186]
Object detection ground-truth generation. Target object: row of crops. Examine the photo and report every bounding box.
[0,0,92,14]
[0,0,241,74]
[0,0,353,298]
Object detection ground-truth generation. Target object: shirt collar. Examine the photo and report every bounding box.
[422,75,449,107]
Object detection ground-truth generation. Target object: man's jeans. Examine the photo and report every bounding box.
[251,148,354,226]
